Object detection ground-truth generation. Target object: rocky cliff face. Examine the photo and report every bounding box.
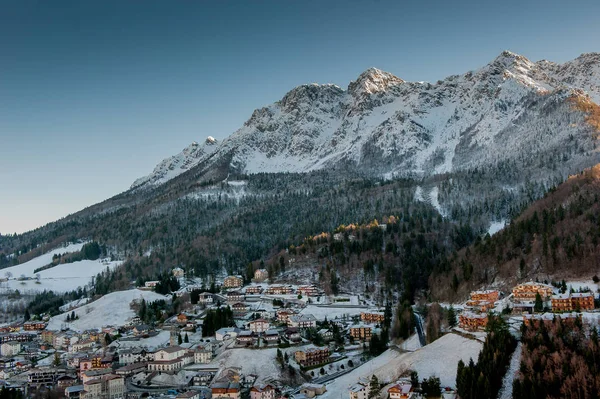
[132,51,600,190]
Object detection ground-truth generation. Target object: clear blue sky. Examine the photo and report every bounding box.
[1,0,599,234]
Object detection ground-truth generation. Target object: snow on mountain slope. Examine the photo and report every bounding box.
[131,136,219,189]
[132,51,600,189]
[46,289,167,331]
[0,242,122,293]
[0,242,85,278]
[319,332,483,395]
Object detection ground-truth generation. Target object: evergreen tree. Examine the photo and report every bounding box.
[184,333,189,343]
[368,375,380,399]
[178,333,183,345]
[534,292,543,312]
[448,305,457,328]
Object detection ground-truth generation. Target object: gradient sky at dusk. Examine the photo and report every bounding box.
[1,0,599,234]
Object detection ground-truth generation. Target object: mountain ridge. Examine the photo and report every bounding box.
[131,50,600,190]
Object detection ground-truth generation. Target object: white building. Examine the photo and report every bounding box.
[349,382,370,399]
[288,314,317,328]
[194,347,212,364]
[248,319,270,334]
[0,341,21,357]
[250,384,276,399]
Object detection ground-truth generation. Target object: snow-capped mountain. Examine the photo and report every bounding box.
[132,136,218,188]
[132,51,600,189]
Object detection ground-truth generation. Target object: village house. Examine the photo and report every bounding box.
[81,368,113,384]
[57,375,77,389]
[551,292,595,312]
[512,282,554,302]
[65,385,85,399]
[0,333,35,344]
[250,384,276,399]
[318,329,333,342]
[572,292,595,310]
[40,330,54,345]
[224,275,244,288]
[284,328,302,342]
[466,290,499,312]
[23,321,46,331]
[349,381,370,399]
[248,319,270,334]
[245,286,263,295]
[194,346,213,364]
[465,299,496,313]
[53,332,79,349]
[215,327,240,341]
[177,313,189,324]
[226,291,245,302]
[277,309,297,323]
[236,331,256,346]
[388,381,414,399]
[176,391,201,399]
[144,280,159,288]
[470,290,500,302]
[295,345,330,367]
[360,310,386,324]
[288,314,317,329]
[70,339,95,353]
[198,292,214,304]
[263,329,279,344]
[81,374,125,399]
[147,346,193,372]
[254,269,269,282]
[299,383,327,398]
[523,312,581,325]
[115,362,147,377]
[297,285,320,297]
[172,267,185,278]
[458,312,488,331]
[350,325,373,341]
[232,302,249,315]
[0,341,21,357]
[211,381,241,399]
[265,285,294,295]
[118,348,154,366]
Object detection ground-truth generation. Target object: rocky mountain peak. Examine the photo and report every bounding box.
[348,67,404,97]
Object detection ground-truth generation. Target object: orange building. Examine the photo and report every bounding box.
[551,292,595,312]
[512,282,554,301]
[360,311,385,324]
[470,290,500,302]
[294,346,330,367]
[458,312,488,331]
[223,276,244,288]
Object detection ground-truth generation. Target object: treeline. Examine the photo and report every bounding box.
[0,387,23,399]
[137,299,175,325]
[202,307,234,337]
[456,315,517,399]
[513,317,600,399]
[27,288,88,317]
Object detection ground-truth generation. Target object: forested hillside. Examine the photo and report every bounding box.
[430,163,600,302]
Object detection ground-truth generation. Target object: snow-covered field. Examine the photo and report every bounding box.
[488,220,506,236]
[0,242,121,293]
[111,330,171,352]
[299,305,364,321]
[320,333,482,397]
[1,242,84,277]
[213,348,280,384]
[400,334,422,351]
[47,289,167,332]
